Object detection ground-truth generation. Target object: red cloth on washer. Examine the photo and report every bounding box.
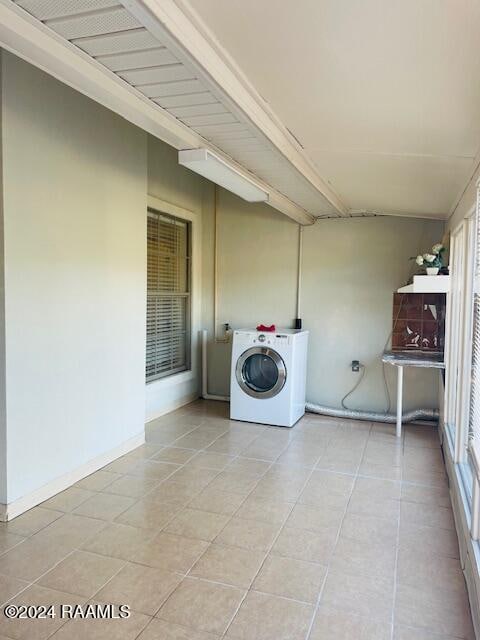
[256,324,276,332]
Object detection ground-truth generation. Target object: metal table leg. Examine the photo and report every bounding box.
[396,365,403,438]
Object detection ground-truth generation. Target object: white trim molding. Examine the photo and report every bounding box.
[442,192,480,635]
[125,0,347,217]
[0,0,324,225]
[0,432,145,521]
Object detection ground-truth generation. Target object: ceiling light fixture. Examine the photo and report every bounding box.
[178,148,269,203]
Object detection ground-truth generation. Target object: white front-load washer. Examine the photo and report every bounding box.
[230,329,309,427]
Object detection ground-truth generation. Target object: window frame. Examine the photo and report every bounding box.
[468,188,480,538]
[146,202,193,384]
[444,191,479,539]
[445,207,476,464]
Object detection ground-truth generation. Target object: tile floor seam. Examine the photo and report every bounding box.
[0,506,129,609]
[1,548,132,639]
[0,576,34,609]
[148,421,206,444]
[183,559,328,599]
[123,568,184,621]
[81,470,122,493]
[181,503,271,617]
[304,567,330,639]
[110,427,282,622]
[130,617,161,640]
[42,488,98,513]
[34,550,130,602]
[144,525,250,636]
[0,456,197,613]
[98,428,273,538]
[79,555,130,601]
[0,537,26,560]
[218,453,320,639]
[65,465,184,522]
[303,420,373,640]
[0,509,65,547]
[0,545,82,606]
[132,615,153,640]
[4,544,104,640]
[0,405,471,640]
[134,434,279,536]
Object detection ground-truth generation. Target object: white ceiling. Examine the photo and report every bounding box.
[6,0,345,223]
[178,0,480,219]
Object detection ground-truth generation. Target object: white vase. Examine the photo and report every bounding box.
[426,267,439,275]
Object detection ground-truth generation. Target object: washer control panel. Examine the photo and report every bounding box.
[250,333,291,346]
[233,330,294,346]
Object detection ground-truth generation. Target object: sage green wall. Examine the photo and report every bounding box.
[202,192,445,412]
[302,217,443,412]
[2,52,148,503]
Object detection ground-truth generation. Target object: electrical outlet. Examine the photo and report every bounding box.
[351,360,360,372]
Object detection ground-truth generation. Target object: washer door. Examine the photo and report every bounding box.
[236,347,287,399]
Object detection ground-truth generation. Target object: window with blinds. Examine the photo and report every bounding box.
[469,198,480,458]
[146,209,191,382]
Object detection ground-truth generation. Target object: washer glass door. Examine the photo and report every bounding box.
[236,347,286,399]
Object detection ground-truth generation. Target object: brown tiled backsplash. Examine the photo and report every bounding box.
[392,293,446,352]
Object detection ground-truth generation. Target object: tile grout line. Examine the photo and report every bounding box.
[150,425,300,637]
[303,420,371,640]
[216,418,378,635]
[44,410,240,639]
[0,413,261,636]
[218,448,322,640]
[153,411,459,639]
[149,414,388,637]
[136,412,456,638]
[100,415,288,635]
[0,407,456,639]
[1,410,312,637]
[171,416,337,637]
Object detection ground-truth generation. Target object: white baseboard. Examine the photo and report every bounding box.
[145,391,199,424]
[0,431,145,521]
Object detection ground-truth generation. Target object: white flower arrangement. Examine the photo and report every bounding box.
[412,243,445,269]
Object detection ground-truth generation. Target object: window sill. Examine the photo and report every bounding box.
[146,369,194,388]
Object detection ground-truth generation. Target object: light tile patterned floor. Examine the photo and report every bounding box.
[0,400,474,639]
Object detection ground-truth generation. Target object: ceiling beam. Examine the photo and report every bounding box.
[0,0,315,225]
[123,0,348,216]
[0,0,200,150]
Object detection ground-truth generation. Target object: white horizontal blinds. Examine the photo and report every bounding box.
[146,209,190,381]
[469,190,480,460]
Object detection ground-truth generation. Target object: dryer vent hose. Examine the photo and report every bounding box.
[305,402,439,424]
[201,329,439,424]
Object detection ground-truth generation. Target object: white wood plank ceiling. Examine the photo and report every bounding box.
[6,0,349,223]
